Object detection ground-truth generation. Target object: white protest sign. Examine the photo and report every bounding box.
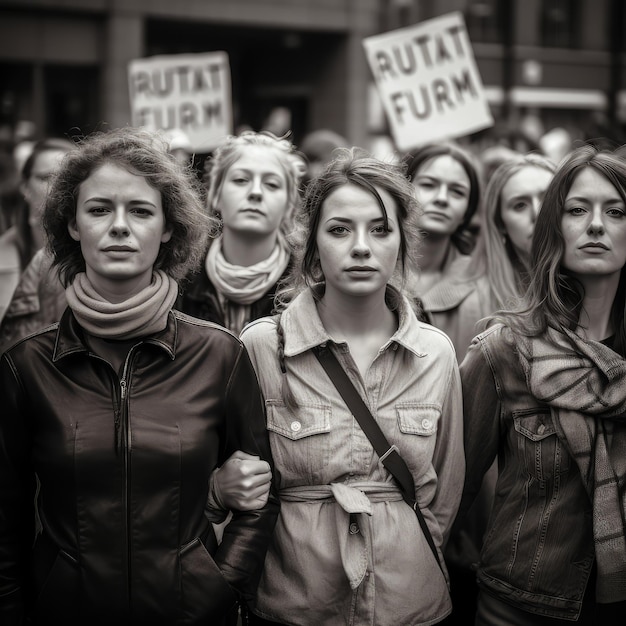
[363,12,493,150]
[128,51,232,152]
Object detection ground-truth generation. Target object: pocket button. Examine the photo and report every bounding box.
[290,421,302,432]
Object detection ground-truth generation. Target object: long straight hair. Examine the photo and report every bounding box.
[499,145,626,356]
[473,153,556,310]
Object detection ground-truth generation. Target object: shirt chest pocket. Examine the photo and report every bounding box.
[266,399,332,486]
[394,403,440,468]
[513,408,571,481]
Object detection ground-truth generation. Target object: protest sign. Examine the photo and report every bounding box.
[363,12,493,150]
[128,51,232,152]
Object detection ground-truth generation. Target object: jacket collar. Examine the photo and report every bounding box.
[52,308,178,362]
[419,252,477,312]
[281,286,427,359]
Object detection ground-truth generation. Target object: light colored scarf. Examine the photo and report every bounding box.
[205,234,290,334]
[65,270,179,340]
[205,233,290,305]
[516,326,626,603]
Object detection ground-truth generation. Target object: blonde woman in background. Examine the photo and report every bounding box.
[471,152,557,312]
[178,130,305,336]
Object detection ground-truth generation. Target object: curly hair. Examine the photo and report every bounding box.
[275,146,422,310]
[499,145,626,356]
[404,141,482,255]
[43,126,216,286]
[204,130,306,235]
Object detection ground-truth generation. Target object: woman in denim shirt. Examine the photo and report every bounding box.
[456,145,626,625]
[240,148,464,625]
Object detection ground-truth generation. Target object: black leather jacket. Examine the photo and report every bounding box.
[0,308,279,625]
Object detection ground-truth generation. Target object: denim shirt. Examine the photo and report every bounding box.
[240,288,464,626]
[456,324,595,621]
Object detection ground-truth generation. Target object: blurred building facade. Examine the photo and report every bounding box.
[1,0,625,150]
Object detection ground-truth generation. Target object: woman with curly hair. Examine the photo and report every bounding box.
[0,126,279,625]
[239,148,464,625]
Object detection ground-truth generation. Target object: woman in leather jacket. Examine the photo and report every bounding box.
[0,127,279,626]
[455,145,626,624]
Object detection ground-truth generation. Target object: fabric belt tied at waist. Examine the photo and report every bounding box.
[280,482,403,589]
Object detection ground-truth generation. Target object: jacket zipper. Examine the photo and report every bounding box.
[119,352,135,611]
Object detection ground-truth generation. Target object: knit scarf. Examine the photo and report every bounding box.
[516,326,626,603]
[66,270,179,340]
[205,234,290,335]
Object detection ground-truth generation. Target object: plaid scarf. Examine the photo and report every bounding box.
[516,326,626,603]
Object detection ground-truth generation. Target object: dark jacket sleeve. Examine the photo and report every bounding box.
[0,352,37,625]
[215,343,279,606]
[452,334,501,532]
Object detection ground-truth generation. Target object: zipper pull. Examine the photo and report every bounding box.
[114,409,121,455]
[120,378,127,400]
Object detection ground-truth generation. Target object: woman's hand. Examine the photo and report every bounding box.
[213,450,272,510]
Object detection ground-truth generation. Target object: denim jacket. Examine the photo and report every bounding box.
[240,288,464,626]
[456,324,594,621]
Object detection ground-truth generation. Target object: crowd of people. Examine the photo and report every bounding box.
[0,118,625,626]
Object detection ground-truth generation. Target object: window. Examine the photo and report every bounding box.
[465,0,505,44]
[541,0,580,48]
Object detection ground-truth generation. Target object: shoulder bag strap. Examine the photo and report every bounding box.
[314,345,442,570]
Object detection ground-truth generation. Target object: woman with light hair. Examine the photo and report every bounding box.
[470,152,556,312]
[178,130,306,336]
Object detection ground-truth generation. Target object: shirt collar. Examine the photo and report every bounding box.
[281,285,427,359]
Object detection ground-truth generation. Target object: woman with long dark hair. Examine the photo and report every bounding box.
[456,145,626,625]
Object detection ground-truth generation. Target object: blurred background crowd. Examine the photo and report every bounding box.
[3,0,626,343]
[3,0,626,331]
[1,0,626,179]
